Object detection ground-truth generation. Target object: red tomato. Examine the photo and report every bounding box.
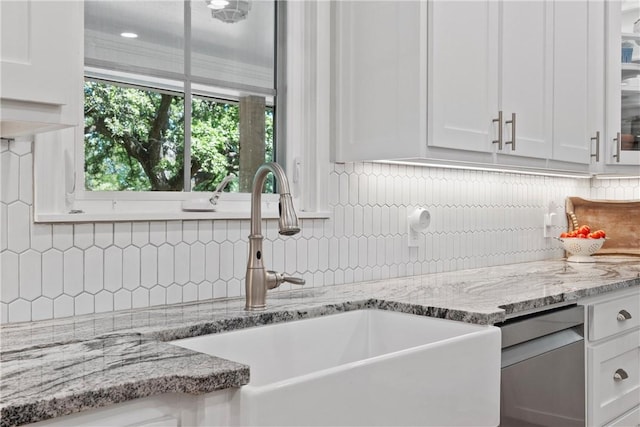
[560,232,569,238]
[592,230,606,239]
[578,225,591,235]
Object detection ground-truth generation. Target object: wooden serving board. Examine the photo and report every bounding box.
[565,197,640,256]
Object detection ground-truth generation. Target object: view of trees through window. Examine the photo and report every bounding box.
[84,80,273,192]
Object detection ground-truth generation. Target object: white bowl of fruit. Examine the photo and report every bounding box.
[557,226,607,263]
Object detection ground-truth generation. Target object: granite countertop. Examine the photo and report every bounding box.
[2,256,639,426]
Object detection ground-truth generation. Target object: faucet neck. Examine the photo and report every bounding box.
[250,162,294,236]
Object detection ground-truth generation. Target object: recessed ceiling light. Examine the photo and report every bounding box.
[207,0,229,10]
[120,32,138,39]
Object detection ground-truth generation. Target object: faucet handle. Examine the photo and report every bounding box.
[266,271,305,289]
[282,276,305,285]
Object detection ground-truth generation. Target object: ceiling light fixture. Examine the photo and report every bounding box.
[207,0,229,10]
[206,0,251,23]
[120,32,138,39]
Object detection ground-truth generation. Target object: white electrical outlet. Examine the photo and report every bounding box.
[407,207,431,247]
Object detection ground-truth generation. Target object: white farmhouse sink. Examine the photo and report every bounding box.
[171,309,500,426]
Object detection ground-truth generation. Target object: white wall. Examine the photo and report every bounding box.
[2,138,639,323]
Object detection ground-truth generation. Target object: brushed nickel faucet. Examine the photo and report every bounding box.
[245,162,305,310]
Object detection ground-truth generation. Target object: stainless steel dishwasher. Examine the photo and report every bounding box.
[497,305,585,427]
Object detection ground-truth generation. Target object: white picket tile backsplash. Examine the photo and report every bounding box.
[19,250,41,301]
[95,290,114,313]
[42,249,63,299]
[2,138,640,322]
[53,294,73,319]
[32,296,53,321]
[63,248,84,297]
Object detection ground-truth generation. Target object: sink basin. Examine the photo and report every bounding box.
[171,309,500,426]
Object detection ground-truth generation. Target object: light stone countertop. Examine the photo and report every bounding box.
[1,256,639,426]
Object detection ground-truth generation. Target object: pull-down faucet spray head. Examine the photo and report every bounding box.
[278,193,300,236]
[250,162,299,237]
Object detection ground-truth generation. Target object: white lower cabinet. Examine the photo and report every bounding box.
[606,406,640,427]
[27,389,237,427]
[590,293,640,341]
[589,333,640,426]
[583,288,640,427]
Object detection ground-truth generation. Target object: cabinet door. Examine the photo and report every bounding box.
[604,0,640,167]
[552,0,593,165]
[28,394,191,427]
[499,1,553,160]
[333,0,425,162]
[0,0,81,138]
[428,0,499,154]
[605,405,640,427]
[0,1,80,106]
[587,331,640,427]
[588,292,640,342]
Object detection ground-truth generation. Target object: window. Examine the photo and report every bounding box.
[83,0,277,194]
[33,1,330,222]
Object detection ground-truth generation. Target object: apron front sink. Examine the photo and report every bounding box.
[171,309,500,426]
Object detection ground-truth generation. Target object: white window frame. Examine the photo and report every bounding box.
[33,1,330,222]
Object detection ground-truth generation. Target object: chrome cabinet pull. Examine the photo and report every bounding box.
[590,131,600,162]
[505,113,516,151]
[613,132,621,163]
[613,368,629,381]
[617,309,632,321]
[492,111,503,150]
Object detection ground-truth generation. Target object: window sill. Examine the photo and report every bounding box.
[34,209,331,223]
[35,189,330,223]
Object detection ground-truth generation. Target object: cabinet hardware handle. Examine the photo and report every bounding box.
[505,113,516,151]
[613,132,621,163]
[613,369,629,381]
[590,131,600,162]
[617,309,632,321]
[492,111,503,150]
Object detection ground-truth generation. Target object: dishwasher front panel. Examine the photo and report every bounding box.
[500,339,585,427]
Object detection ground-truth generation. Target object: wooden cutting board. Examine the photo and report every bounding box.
[565,197,640,256]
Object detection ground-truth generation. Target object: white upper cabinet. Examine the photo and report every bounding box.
[603,0,640,169]
[498,1,553,162]
[428,0,498,156]
[333,0,606,174]
[332,0,425,162]
[431,0,594,169]
[551,0,600,166]
[0,0,82,138]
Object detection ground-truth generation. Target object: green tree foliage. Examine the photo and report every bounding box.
[84,81,273,192]
[190,97,240,192]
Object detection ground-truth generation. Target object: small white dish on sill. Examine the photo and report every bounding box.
[181,198,216,211]
[557,237,606,263]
